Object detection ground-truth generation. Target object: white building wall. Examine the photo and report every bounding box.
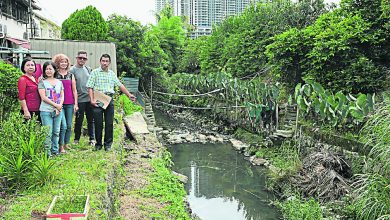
[0,16,27,40]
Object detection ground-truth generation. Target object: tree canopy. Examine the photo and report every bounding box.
[61,5,108,41]
[107,14,145,77]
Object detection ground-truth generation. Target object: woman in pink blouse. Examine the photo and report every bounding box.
[53,54,78,153]
[18,58,41,122]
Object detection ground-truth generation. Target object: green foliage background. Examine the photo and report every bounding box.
[196,0,327,78]
[107,15,145,78]
[266,0,389,93]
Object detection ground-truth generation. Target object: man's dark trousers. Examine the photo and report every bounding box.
[74,102,95,141]
[92,100,114,150]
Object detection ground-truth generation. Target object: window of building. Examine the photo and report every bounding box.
[0,0,29,23]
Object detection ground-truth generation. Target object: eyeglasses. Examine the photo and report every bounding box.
[77,57,88,60]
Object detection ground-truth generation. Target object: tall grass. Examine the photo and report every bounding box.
[360,101,390,176]
[353,98,390,219]
[0,112,53,191]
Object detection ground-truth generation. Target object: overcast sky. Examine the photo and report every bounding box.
[35,0,156,26]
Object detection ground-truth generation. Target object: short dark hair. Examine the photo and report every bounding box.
[21,58,36,73]
[42,61,58,78]
[100,54,111,62]
[77,50,87,56]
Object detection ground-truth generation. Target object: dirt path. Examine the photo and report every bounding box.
[119,118,168,219]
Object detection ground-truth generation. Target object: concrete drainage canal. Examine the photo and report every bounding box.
[154,109,281,220]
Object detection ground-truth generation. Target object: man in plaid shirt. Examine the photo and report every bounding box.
[86,54,136,151]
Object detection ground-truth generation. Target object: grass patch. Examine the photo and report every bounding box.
[51,195,87,214]
[234,128,264,147]
[277,196,323,220]
[255,142,302,180]
[141,152,189,220]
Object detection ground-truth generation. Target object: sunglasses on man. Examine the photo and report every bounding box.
[77,57,88,60]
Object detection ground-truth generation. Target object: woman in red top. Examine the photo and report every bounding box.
[18,58,41,122]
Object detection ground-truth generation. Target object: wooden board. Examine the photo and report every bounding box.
[123,112,150,136]
[94,91,112,109]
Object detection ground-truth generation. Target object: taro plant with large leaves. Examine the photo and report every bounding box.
[160,72,280,130]
[294,80,375,127]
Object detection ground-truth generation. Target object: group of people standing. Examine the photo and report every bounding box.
[17,51,136,157]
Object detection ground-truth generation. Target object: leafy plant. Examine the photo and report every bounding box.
[31,154,55,187]
[159,71,280,131]
[294,81,375,127]
[1,152,30,190]
[117,94,143,116]
[0,112,49,191]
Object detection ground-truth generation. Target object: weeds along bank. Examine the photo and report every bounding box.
[0,92,189,219]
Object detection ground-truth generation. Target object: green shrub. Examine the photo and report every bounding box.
[0,61,21,121]
[61,5,108,41]
[117,94,143,116]
[277,196,323,220]
[267,0,389,94]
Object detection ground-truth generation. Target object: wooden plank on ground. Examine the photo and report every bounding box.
[123,112,150,138]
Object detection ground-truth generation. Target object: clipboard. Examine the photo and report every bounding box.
[94,90,112,109]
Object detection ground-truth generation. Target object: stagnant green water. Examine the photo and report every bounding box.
[155,110,281,219]
[169,143,280,220]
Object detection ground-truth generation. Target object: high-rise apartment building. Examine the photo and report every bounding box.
[156,0,258,38]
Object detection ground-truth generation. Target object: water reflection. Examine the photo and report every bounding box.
[169,143,280,220]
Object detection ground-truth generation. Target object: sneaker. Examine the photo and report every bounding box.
[94,145,102,151]
[73,140,79,145]
[104,145,112,151]
[89,140,96,146]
